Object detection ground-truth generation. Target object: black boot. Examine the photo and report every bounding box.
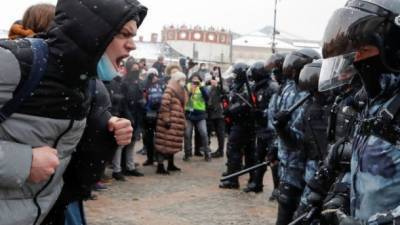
[211,150,223,158]
[112,172,126,181]
[219,179,240,189]
[276,201,299,225]
[219,169,239,189]
[156,163,169,175]
[243,182,263,193]
[275,183,302,225]
[204,151,212,162]
[269,188,279,201]
[194,150,203,157]
[243,166,265,193]
[167,157,181,172]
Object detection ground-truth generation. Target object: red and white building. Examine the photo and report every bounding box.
[161,25,232,64]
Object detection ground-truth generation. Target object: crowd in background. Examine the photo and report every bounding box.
[102,55,229,180]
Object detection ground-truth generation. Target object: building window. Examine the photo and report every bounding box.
[208,34,215,41]
[194,32,202,40]
[179,32,187,40]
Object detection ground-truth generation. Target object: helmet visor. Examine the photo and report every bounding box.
[318,52,357,92]
[322,7,375,58]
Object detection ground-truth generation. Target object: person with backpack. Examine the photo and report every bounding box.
[0,0,147,224]
[142,68,165,166]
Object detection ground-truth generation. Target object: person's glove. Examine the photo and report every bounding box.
[273,110,291,129]
[306,191,324,207]
[321,209,364,225]
[323,193,349,212]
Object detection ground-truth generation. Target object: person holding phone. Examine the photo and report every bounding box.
[183,72,211,161]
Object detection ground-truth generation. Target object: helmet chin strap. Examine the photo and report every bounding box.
[374,33,400,73]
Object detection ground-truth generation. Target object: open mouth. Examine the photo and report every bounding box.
[116,55,129,66]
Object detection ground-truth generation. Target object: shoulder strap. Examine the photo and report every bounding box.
[0,38,48,122]
[379,91,400,121]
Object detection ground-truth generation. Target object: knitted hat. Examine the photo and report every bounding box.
[147,67,159,76]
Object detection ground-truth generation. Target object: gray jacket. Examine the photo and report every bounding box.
[0,48,86,225]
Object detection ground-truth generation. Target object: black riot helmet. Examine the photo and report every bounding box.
[247,61,271,82]
[298,60,322,92]
[231,62,250,84]
[266,53,288,84]
[282,49,321,83]
[319,0,400,96]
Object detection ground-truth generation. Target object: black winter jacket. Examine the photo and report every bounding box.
[62,79,117,201]
[0,0,147,120]
[122,73,146,131]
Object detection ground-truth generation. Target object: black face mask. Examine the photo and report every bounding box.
[353,55,387,99]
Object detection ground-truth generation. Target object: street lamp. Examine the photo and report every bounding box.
[272,0,278,53]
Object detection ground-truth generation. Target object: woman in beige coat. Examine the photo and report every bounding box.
[154,71,187,174]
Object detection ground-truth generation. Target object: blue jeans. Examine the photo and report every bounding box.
[184,119,210,156]
[65,201,86,225]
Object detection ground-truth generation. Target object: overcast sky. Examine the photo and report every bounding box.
[0,0,347,41]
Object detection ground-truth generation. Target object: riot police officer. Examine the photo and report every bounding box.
[292,60,333,217]
[264,53,289,200]
[318,1,400,225]
[302,71,363,222]
[219,62,257,189]
[243,61,279,193]
[270,48,321,225]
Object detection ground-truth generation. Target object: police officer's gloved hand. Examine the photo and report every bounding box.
[321,209,364,225]
[273,110,291,129]
[323,194,348,211]
[307,191,323,207]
